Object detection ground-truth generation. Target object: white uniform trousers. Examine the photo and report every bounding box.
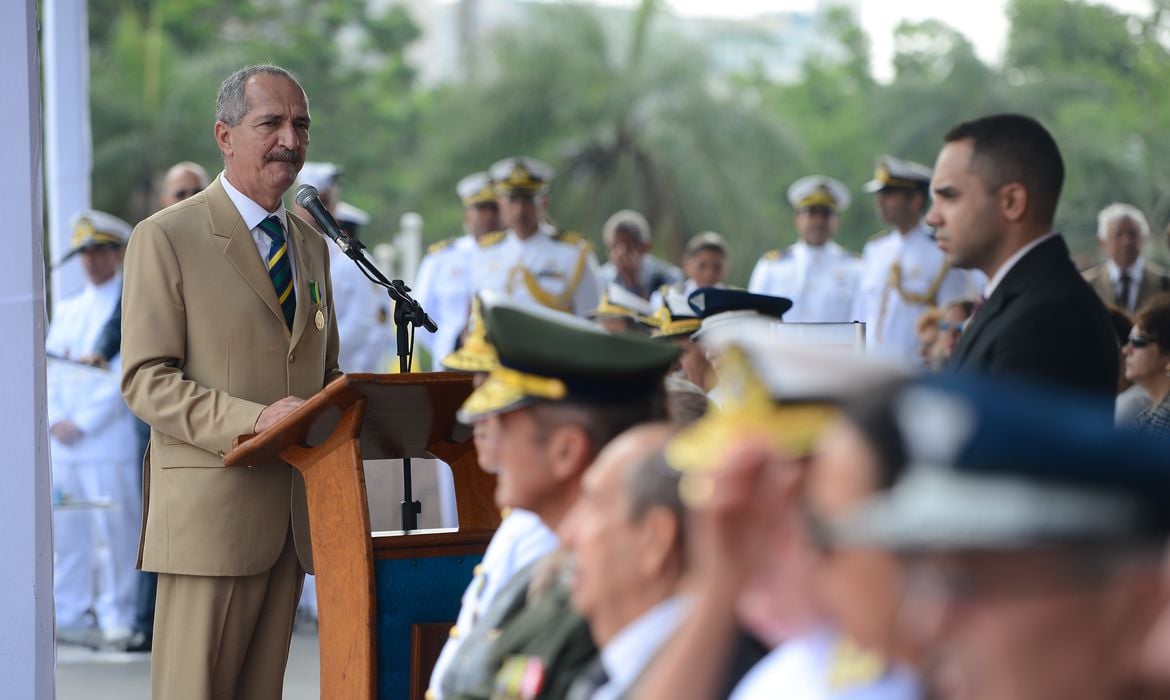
[53,456,141,633]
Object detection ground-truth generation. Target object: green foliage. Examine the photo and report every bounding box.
[88,0,419,229]
[85,0,1170,281]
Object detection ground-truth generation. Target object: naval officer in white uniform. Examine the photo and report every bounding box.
[415,171,501,370]
[852,156,982,364]
[748,176,861,323]
[47,211,142,644]
[473,157,601,316]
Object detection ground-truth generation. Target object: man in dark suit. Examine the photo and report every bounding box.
[1082,202,1170,315]
[928,114,1118,396]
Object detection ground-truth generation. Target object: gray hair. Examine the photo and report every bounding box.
[1097,202,1150,242]
[624,444,687,562]
[602,209,652,247]
[215,64,304,126]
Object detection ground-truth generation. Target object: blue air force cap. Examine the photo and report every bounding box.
[834,374,1170,550]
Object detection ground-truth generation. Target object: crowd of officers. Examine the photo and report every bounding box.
[413,153,987,372]
[412,119,1170,700]
[43,90,1170,700]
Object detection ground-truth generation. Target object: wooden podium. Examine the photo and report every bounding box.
[224,372,501,699]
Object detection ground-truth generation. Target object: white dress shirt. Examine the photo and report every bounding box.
[1105,254,1144,313]
[221,172,298,295]
[591,595,691,700]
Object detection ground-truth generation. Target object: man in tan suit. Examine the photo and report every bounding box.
[1083,202,1169,315]
[121,64,341,698]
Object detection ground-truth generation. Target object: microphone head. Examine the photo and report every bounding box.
[294,184,319,208]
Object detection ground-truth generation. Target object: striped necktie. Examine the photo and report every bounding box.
[259,215,296,329]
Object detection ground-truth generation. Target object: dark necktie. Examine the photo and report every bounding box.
[566,657,609,700]
[1117,272,1132,310]
[259,215,296,329]
[970,293,986,319]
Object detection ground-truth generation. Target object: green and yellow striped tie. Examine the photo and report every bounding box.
[259,215,296,329]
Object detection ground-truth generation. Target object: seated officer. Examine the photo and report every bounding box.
[589,283,655,335]
[687,287,793,340]
[428,296,559,700]
[436,299,678,700]
[643,288,712,392]
[835,376,1170,700]
[633,322,915,700]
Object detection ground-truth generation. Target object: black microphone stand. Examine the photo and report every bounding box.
[329,233,437,532]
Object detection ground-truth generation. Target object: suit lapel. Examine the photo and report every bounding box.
[951,236,1064,364]
[1092,270,1112,303]
[952,284,1011,363]
[208,178,288,331]
[287,215,314,349]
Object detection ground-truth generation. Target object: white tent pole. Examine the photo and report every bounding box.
[43,0,93,310]
[1,0,55,697]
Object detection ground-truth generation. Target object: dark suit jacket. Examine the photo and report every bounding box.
[949,235,1118,397]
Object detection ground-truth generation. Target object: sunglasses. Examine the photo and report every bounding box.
[171,187,203,200]
[937,320,966,333]
[1128,334,1158,349]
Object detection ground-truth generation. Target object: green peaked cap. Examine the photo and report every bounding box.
[458,298,681,422]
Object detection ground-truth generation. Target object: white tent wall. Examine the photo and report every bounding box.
[1,0,56,697]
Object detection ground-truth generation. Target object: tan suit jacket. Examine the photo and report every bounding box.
[121,175,341,577]
[1083,260,1170,313]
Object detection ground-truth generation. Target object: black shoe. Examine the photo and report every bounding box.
[122,630,152,653]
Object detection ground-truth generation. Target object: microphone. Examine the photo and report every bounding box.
[294,184,357,251]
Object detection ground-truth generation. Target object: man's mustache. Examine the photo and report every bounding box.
[266,149,300,163]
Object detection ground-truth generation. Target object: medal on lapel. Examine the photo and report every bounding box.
[310,280,325,330]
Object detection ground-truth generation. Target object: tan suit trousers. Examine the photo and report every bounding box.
[151,528,305,699]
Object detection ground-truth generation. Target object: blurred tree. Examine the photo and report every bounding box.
[88,0,420,232]
[400,0,797,279]
[1004,0,1170,259]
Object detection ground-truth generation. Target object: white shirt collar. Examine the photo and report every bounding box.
[596,595,691,699]
[1107,255,1144,284]
[894,221,931,244]
[86,271,123,298]
[509,221,556,244]
[983,231,1058,299]
[220,171,288,232]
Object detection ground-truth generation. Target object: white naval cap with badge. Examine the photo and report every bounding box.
[457,171,498,208]
[60,210,133,263]
[490,157,556,197]
[862,155,933,194]
[833,374,1170,551]
[296,161,343,194]
[788,175,851,212]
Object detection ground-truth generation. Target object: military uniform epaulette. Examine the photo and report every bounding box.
[763,248,786,261]
[827,637,887,691]
[479,230,508,248]
[427,236,460,255]
[552,229,593,250]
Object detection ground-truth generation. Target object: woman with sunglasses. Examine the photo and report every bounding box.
[1125,294,1170,433]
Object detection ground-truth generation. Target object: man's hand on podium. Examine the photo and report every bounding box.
[254,396,306,434]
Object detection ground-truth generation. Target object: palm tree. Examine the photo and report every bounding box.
[406,0,797,276]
